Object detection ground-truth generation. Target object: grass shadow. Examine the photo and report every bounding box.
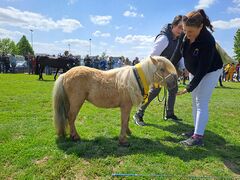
[56,120,240,174]
[148,121,240,175]
[57,135,209,162]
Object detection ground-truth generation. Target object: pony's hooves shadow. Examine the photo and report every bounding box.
[118,142,130,147]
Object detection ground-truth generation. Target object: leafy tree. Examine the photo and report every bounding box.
[0,38,18,55]
[233,28,240,62]
[101,51,107,59]
[16,35,34,56]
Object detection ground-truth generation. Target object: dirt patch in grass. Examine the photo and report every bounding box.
[34,156,50,165]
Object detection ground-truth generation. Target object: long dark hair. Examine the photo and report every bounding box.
[172,15,184,27]
[184,9,214,32]
[154,15,184,41]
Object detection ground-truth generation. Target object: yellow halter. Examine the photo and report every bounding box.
[135,63,149,103]
[134,63,163,104]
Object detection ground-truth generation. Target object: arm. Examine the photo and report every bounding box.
[170,33,184,66]
[150,35,169,56]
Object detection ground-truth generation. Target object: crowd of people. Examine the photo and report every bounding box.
[83,55,140,70]
[221,62,240,82]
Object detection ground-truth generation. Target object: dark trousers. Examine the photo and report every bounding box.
[135,85,178,118]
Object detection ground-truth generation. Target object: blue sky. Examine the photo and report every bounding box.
[0,0,239,60]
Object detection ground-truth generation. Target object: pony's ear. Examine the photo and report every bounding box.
[150,56,158,65]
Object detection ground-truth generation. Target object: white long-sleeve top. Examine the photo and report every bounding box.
[150,34,185,70]
[150,35,169,56]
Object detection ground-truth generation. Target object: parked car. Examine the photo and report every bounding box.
[15,60,28,73]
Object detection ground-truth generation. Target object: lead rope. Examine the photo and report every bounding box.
[157,86,168,120]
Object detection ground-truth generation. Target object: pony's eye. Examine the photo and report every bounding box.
[159,68,165,72]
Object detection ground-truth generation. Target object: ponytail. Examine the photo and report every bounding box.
[198,9,214,32]
[184,9,214,32]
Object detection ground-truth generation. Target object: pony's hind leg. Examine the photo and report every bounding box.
[68,107,81,141]
[68,98,85,141]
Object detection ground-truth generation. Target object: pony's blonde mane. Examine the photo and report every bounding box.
[113,57,156,106]
[113,66,141,105]
[112,56,176,106]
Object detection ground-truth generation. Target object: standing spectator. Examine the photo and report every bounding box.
[99,57,107,70]
[25,54,32,74]
[84,55,92,67]
[116,57,123,68]
[9,54,16,73]
[93,56,100,69]
[226,63,235,81]
[133,15,184,126]
[108,56,113,69]
[223,63,230,81]
[132,57,140,65]
[171,9,223,146]
[124,57,131,66]
[31,56,36,74]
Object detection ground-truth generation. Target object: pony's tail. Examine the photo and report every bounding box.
[52,74,69,137]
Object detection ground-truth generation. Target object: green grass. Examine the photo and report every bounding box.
[0,73,240,179]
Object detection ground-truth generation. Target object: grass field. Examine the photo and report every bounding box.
[0,73,240,179]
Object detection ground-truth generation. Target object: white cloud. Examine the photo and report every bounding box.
[90,15,112,25]
[123,11,144,18]
[99,42,108,46]
[123,5,144,18]
[67,0,78,5]
[123,11,137,17]
[0,7,82,32]
[227,0,240,13]
[227,7,240,13]
[34,42,65,55]
[194,0,216,9]
[93,30,111,37]
[233,0,240,4]
[212,18,240,29]
[115,26,121,30]
[0,28,24,39]
[129,5,137,11]
[61,39,90,47]
[115,34,154,45]
[34,39,91,56]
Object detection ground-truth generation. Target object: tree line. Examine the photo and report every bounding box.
[0,35,34,56]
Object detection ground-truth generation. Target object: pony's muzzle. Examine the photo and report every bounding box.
[165,74,178,91]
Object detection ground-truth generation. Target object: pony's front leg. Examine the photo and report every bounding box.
[126,116,132,136]
[119,104,132,147]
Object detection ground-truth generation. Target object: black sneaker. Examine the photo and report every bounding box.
[133,114,145,126]
[165,114,182,121]
[180,137,204,147]
[181,130,194,138]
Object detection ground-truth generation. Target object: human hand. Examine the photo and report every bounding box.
[177,88,188,95]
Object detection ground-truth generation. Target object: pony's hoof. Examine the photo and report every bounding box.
[126,130,132,136]
[70,135,80,142]
[118,141,130,147]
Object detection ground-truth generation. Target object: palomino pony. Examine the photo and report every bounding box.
[53,56,178,146]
